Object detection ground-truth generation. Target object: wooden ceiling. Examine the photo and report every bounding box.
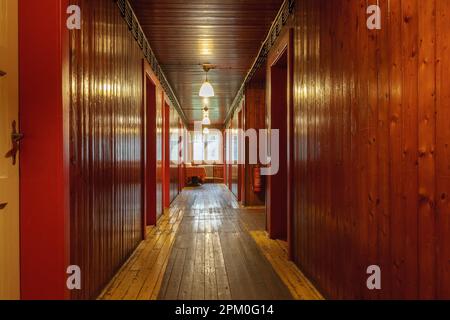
[130,0,284,125]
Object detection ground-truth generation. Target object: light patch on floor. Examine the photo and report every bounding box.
[250,230,324,300]
[98,198,186,300]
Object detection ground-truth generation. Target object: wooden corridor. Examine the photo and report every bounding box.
[99,184,321,300]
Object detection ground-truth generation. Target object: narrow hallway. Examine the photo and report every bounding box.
[5,0,450,305]
[159,184,291,300]
[100,185,321,300]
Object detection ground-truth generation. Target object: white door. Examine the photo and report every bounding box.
[0,0,20,299]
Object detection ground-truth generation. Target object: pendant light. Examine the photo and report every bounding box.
[202,114,211,125]
[199,64,215,98]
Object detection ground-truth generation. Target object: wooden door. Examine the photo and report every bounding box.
[0,0,20,300]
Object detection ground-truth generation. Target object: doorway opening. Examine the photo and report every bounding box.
[163,102,171,209]
[268,48,288,242]
[144,74,157,227]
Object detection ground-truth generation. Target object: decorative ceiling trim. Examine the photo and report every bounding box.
[115,0,189,126]
[224,0,295,126]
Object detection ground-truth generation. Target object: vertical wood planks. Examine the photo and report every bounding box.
[289,0,450,299]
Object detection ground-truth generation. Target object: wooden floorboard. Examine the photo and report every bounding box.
[158,184,292,300]
[98,195,186,300]
[100,184,322,300]
[250,231,324,300]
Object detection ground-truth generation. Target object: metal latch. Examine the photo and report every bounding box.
[5,121,23,165]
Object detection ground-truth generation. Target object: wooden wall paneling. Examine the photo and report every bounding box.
[436,0,450,299]
[289,0,450,300]
[417,0,437,299]
[312,0,325,296]
[69,0,144,299]
[401,0,419,299]
[315,0,329,298]
[243,79,266,207]
[294,0,305,289]
[365,0,380,300]
[388,0,405,300]
[308,0,320,294]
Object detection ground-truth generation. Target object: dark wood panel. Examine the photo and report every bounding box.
[289,0,450,299]
[130,0,284,124]
[68,0,184,299]
[436,0,450,299]
[243,79,266,207]
[169,107,181,203]
[69,0,144,299]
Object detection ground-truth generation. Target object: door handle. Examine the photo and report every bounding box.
[12,132,24,143]
[0,203,7,210]
[0,70,6,77]
[5,121,23,165]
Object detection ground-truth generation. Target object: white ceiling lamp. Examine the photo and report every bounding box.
[202,113,211,125]
[199,64,215,98]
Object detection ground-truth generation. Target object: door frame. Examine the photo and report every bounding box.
[142,60,158,237]
[19,0,71,299]
[163,102,171,208]
[266,28,294,259]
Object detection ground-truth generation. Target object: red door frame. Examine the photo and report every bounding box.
[266,29,294,259]
[238,109,245,202]
[19,0,71,299]
[163,103,171,209]
[223,129,227,187]
[178,120,184,191]
[142,61,158,233]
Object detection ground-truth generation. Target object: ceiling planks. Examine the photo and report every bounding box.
[130,0,284,125]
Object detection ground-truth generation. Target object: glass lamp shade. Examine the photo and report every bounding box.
[202,115,211,125]
[199,81,215,98]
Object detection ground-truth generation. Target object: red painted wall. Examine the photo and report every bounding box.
[68,0,145,299]
[19,0,70,300]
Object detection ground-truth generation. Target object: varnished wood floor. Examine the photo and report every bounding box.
[158,184,291,300]
[98,195,187,300]
[100,184,322,300]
